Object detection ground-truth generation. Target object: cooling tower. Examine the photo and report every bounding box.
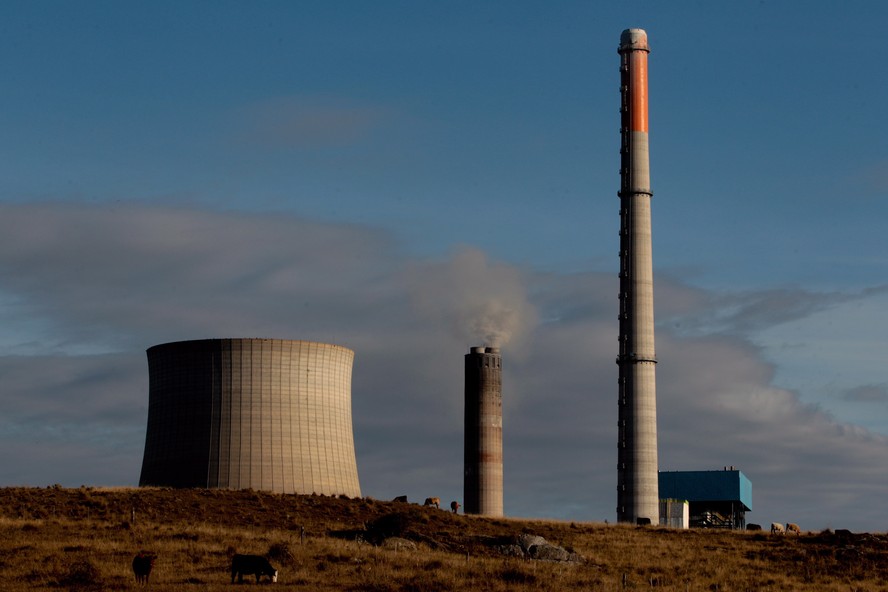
[138,338,361,497]
[464,346,503,516]
[616,28,659,524]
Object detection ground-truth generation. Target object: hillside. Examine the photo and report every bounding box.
[0,487,885,591]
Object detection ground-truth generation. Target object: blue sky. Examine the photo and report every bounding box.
[0,1,886,531]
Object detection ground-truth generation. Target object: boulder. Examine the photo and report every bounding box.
[516,534,548,552]
[491,532,584,563]
[494,544,525,558]
[528,543,571,562]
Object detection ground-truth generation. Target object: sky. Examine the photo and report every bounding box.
[0,1,886,532]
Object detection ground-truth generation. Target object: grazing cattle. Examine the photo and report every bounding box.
[786,523,801,535]
[771,523,785,535]
[231,554,278,584]
[392,495,408,503]
[132,551,156,584]
[746,523,762,531]
[424,497,440,509]
[450,501,460,514]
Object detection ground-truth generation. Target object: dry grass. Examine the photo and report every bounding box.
[0,487,885,591]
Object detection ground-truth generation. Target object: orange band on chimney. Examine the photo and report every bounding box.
[630,52,648,133]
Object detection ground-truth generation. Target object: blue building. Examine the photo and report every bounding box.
[658,468,752,529]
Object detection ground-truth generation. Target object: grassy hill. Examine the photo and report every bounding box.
[0,486,884,591]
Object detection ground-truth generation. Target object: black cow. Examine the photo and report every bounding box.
[132,551,156,584]
[231,554,278,584]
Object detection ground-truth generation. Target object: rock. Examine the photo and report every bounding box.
[495,544,525,558]
[382,537,417,551]
[528,543,571,562]
[516,534,548,552]
[492,533,585,563]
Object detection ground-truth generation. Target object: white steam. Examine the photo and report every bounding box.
[408,247,537,348]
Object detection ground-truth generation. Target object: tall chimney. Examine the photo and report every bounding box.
[464,345,503,516]
[616,28,659,524]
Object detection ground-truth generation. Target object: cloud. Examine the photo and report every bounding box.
[659,283,855,337]
[0,353,145,423]
[0,201,885,531]
[0,353,146,486]
[0,201,398,350]
[842,384,888,403]
[236,95,387,150]
[653,331,887,529]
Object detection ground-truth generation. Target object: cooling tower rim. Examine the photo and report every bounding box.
[147,338,354,355]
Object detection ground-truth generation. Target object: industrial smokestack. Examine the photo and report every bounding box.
[464,345,503,516]
[616,28,659,524]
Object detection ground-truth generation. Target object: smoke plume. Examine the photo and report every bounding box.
[408,247,537,349]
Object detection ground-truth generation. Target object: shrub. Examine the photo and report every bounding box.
[58,558,101,589]
[366,512,412,543]
[499,566,537,584]
[268,542,295,564]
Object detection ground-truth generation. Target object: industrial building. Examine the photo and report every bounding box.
[616,27,660,524]
[464,346,503,516]
[659,498,690,529]
[658,469,752,529]
[139,338,361,497]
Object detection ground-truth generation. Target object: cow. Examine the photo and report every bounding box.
[786,523,801,535]
[424,497,440,509]
[231,554,278,584]
[450,501,460,514]
[770,523,785,535]
[392,495,408,503]
[746,523,762,531]
[132,551,156,585]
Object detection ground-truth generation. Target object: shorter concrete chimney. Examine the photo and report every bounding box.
[463,345,503,516]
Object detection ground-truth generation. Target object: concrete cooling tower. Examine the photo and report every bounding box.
[138,338,361,497]
[464,346,503,516]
